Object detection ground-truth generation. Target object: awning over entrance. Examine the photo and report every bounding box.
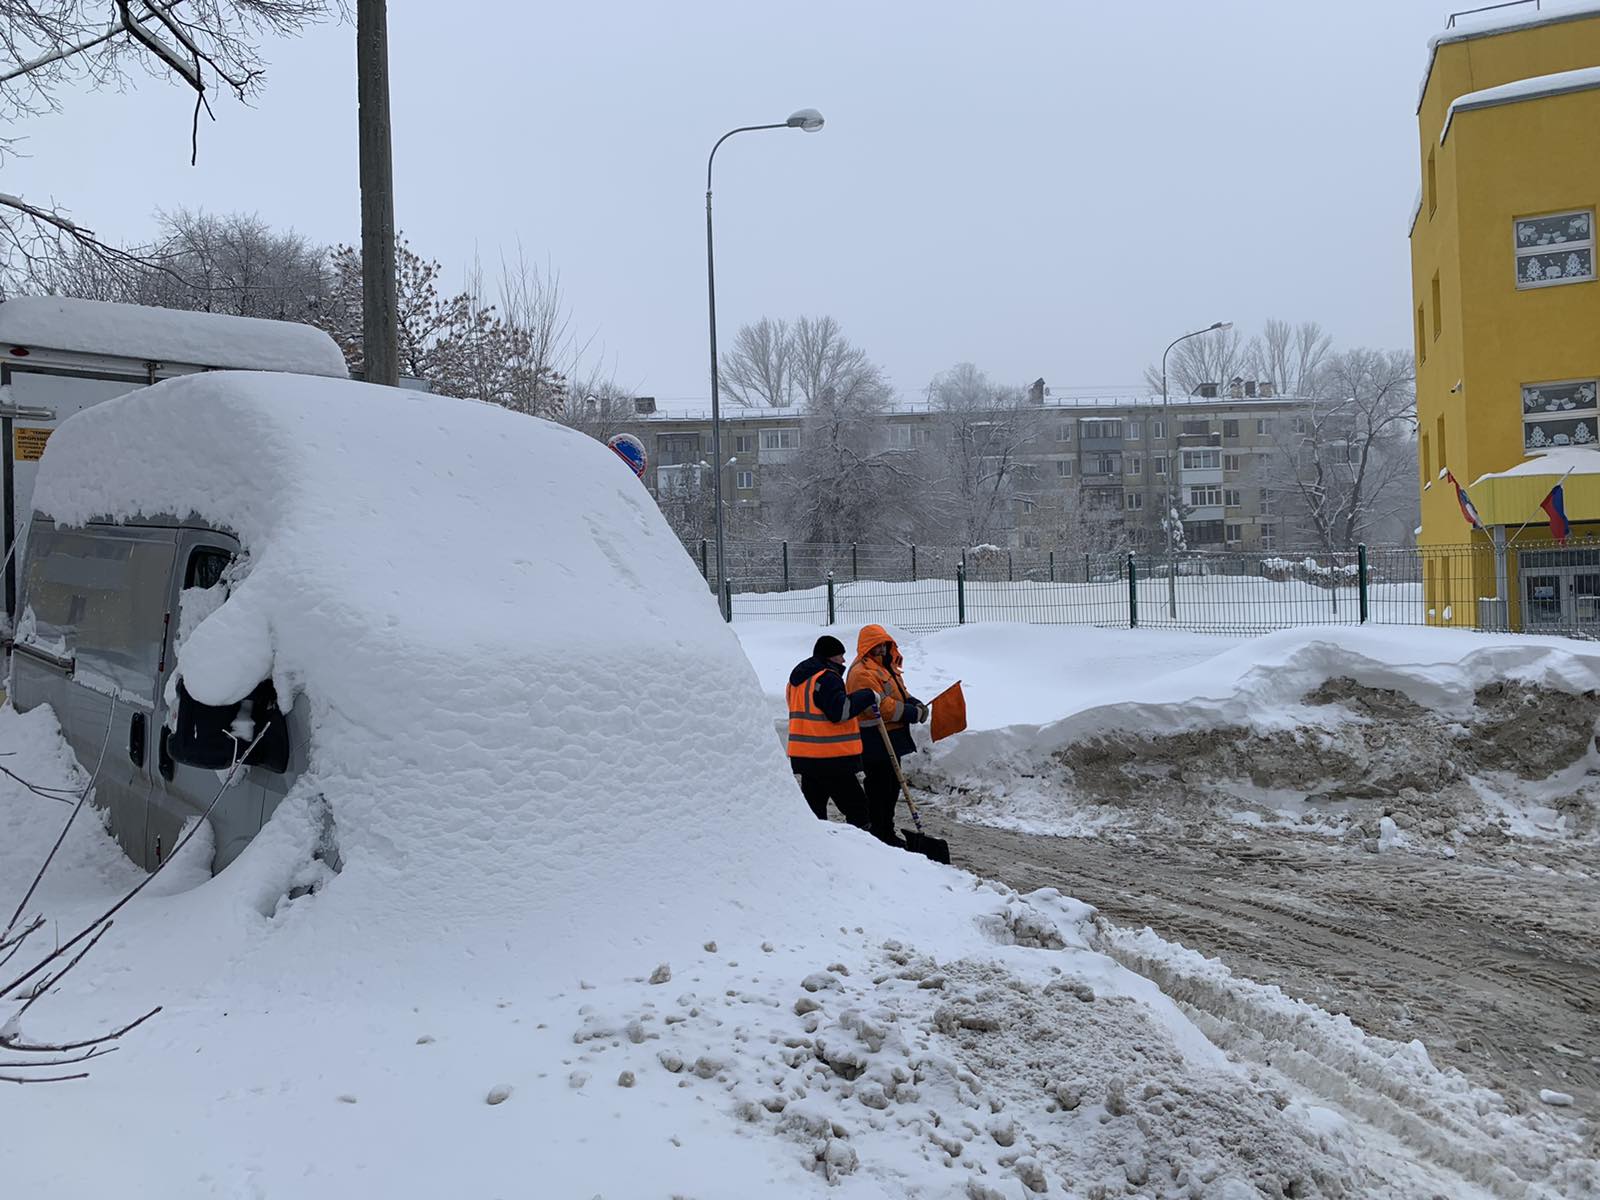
[1469,449,1600,529]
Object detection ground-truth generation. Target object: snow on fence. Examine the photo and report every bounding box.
[690,541,1493,636]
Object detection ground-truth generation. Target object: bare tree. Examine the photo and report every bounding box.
[491,250,587,418]
[1,1,339,290]
[768,316,914,544]
[1143,323,1249,397]
[1262,348,1418,552]
[1246,319,1331,398]
[719,316,795,408]
[920,362,1043,547]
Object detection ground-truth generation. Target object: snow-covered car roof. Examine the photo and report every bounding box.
[0,295,348,377]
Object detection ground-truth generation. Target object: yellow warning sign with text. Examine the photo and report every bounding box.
[14,427,52,462]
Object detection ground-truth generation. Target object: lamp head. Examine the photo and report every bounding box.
[786,108,825,132]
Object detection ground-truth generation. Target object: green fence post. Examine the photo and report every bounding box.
[722,578,732,623]
[1358,543,1370,624]
[699,539,709,580]
[782,541,790,592]
[957,562,967,625]
[1127,552,1138,628]
[911,544,918,582]
[826,570,836,626]
[1007,551,1013,582]
[851,542,858,581]
[1084,553,1090,584]
[1048,550,1055,582]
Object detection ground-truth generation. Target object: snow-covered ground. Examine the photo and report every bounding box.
[2,375,1594,1197]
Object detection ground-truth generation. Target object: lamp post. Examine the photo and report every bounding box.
[1159,320,1231,617]
[705,108,825,618]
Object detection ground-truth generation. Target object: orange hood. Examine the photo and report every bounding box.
[855,624,902,667]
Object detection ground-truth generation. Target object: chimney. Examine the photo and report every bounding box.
[1258,380,1275,399]
[1228,376,1245,399]
[1244,380,1258,398]
[1027,377,1046,405]
[1197,381,1220,399]
[633,396,657,415]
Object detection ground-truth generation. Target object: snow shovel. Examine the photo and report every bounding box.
[875,721,951,864]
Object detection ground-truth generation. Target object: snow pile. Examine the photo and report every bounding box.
[917,626,1600,844]
[0,295,347,376]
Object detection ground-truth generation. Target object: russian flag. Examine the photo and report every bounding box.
[1444,469,1484,530]
[1541,483,1570,545]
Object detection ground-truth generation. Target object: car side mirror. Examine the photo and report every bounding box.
[170,678,291,775]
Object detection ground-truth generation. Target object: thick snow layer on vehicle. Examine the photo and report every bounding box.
[0,295,347,376]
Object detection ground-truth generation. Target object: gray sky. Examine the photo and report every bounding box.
[8,0,1460,404]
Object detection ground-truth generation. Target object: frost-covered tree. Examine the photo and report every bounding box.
[1261,348,1418,552]
[918,362,1042,547]
[0,1,337,291]
[767,317,915,544]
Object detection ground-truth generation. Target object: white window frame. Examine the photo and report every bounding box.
[1223,453,1241,472]
[1514,209,1595,291]
[736,470,754,490]
[1127,423,1142,442]
[759,427,799,451]
[1056,423,1073,442]
[1151,419,1165,440]
[734,434,754,454]
[1187,485,1223,508]
[1523,377,1600,453]
[1124,491,1144,511]
[1181,449,1221,471]
[1153,455,1168,477]
[1126,455,1142,476]
[1223,488,1241,508]
[887,424,913,449]
[1055,459,1074,478]
[1225,522,1243,545]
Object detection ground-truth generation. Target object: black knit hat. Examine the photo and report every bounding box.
[813,635,847,659]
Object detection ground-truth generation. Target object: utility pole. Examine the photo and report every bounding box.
[357,0,398,387]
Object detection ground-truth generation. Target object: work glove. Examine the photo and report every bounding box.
[907,698,928,723]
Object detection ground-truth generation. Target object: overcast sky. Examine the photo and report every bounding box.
[8,0,1470,404]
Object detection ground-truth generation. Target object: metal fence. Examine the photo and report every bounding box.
[682,537,1588,637]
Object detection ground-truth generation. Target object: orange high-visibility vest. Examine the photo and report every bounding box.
[786,669,863,759]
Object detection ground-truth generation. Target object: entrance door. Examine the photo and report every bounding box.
[1523,571,1565,628]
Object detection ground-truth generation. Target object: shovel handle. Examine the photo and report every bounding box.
[874,720,927,834]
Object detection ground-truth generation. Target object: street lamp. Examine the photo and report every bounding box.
[1159,320,1232,548]
[705,108,825,618]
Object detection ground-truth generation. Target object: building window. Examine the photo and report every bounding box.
[1181,449,1221,470]
[1055,459,1074,478]
[734,434,754,453]
[1292,416,1307,435]
[1187,520,1225,545]
[1421,430,1431,484]
[1515,210,1594,290]
[888,424,913,448]
[1523,379,1600,452]
[1187,486,1223,507]
[1255,418,1269,436]
[1153,455,1168,477]
[1225,523,1242,545]
[1259,488,1274,514]
[1127,423,1142,442]
[1223,488,1241,508]
[1223,453,1241,472]
[1431,271,1442,339]
[1151,420,1165,440]
[736,470,754,490]
[1436,415,1446,473]
[1086,453,1122,476]
[1056,423,1072,442]
[1222,419,1240,439]
[1260,523,1276,550]
[1126,455,1142,476]
[1416,306,1427,366]
[1022,529,1041,549]
[1181,419,1210,436]
[1124,492,1144,511]
[1019,498,1036,514]
[1079,419,1122,440]
[759,428,798,451]
[1427,149,1437,218]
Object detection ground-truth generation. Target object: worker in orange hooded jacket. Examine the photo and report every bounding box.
[846,624,929,846]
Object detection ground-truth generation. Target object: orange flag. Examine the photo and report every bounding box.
[930,681,967,743]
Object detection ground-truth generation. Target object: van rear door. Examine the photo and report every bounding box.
[11,520,176,867]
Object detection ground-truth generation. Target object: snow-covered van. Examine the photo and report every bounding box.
[0,296,347,624]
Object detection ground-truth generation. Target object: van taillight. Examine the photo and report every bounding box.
[8,346,29,357]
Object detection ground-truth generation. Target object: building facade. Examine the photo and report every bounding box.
[1412,5,1600,629]
[622,385,1319,554]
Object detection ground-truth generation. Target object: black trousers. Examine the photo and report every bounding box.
[796,763,869,829]
[861,761,904,846]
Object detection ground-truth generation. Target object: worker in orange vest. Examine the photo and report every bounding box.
[847,624,929,845]
[786,635,881,827]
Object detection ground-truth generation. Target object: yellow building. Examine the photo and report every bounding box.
[1411,3,1600,631]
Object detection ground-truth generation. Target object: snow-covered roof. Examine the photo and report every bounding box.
[1441,63,1600,141]
[0,295,348,377]
[1474,446,1600,483]
[1417,0,1600,112]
